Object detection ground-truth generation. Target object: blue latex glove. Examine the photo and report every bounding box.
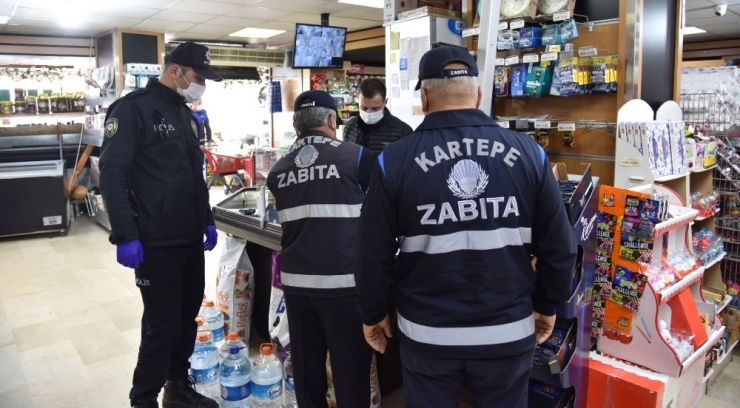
[204,224,218,251]
[117,239,144,269]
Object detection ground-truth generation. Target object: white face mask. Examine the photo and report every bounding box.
[360,109,384,125]
[176,71,205,103]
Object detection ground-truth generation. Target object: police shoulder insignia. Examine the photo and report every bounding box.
[104,118,119,138]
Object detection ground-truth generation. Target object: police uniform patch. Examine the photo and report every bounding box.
[447,159,489,199]
[191,120,198,137]
[104,118,119,138]
[295,145,319,168]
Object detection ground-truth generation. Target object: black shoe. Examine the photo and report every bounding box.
[131,397,159,408]
[162,378,218,408]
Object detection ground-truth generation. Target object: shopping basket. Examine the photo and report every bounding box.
[203,148,255,194]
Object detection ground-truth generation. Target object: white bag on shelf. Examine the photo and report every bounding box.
[216,236,254,344]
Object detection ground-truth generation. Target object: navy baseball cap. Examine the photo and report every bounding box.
[414,46,478,90]
[165,42,223,82]
[294,90,344,125]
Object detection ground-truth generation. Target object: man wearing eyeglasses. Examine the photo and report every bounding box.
[99,42,222,408]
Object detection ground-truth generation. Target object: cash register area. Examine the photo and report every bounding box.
[0,189,738,408]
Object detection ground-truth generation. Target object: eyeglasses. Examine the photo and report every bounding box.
[153,110,168,140]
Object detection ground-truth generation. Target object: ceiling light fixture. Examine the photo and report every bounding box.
[338,0,384,8]
[229,27,286,38]
[681,26,706,35]
[0,16,9,25]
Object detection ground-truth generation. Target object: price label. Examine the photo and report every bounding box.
[541,52,558,62]
[578,47,598,57]
[498,121,510,129]
[462,27,480,38]
[510,19,525,29]
[546,45,562,53]
[499,22,508,31]
[505,55,520,66]
[553,11,571,21]
[495,58,506,66]
[620,158,643,167]
[534,120,551,129]
[523,54,539,63]
[558,122,576,132]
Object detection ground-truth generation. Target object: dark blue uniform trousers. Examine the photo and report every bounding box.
[129,243,205,402]
[401,345,534,408]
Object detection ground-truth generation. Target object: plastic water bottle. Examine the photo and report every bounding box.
[189,332,220,399]
[195,316,211,341]
[252,343,283,407]
[220,332,248,361]
[204,300,225,347]
[284,352,297,408]
[220,346,252,408]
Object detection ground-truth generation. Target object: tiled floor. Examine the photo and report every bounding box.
[1,200,739,407]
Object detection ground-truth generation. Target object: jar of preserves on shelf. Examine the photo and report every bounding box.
[26,95,37,115]
[14,88,25,101]
[14,100,26,114]
[38,93,51,114]
[0,101,12,115]
[64,93,75,112]
[49,93,60,113]
[74,92,85,112]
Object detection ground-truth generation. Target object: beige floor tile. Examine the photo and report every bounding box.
[0,314,13,348]
[55,302,110,328]
[122,328,141,351]
[79,274,136,305]
[100,297,143,332]
[18,239,56,257]
[2,292,58,329]
[0,385,32,408]
[0,345,27,395]
[11,319,69,352]
[82,351,137,406]
[67,318,133,366]
[0,275,44,302]
[19,340,94,404]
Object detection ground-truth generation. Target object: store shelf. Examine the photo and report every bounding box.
[703,252,727,270]
[655,172,690,182]
[715,340,738,366]
[696,208,720,221]
[657,266,705,304]
[690,164,717,173]
[703,368,715,384]
[0,112,84,119]
[655,205,699,236]
[718,295,733,314]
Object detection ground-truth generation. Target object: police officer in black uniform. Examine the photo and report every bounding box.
[266,90,376,408]
[99,42,222,408]
[356,47,577,407]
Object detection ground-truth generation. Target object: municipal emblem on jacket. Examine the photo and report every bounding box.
[104,118,118,138]
[447,159,489,199]
[295,145,319,168]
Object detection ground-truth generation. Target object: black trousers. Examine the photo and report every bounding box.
[401,345,534,408]
[129,243,205,402]
[284,293,372,408]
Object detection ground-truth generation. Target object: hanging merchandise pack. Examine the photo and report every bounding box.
[269,251,291,352]
[216,236,255,344]
[542,18,579,46]
[524,63,554,97]
[510,65,528,96]
[591,56,619,94]
[495,66,510,97]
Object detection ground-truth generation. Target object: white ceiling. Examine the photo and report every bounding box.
[685,0,740,43]
[0,0,383,47]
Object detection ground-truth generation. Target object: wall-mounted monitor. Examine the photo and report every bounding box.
[292,23,347,69]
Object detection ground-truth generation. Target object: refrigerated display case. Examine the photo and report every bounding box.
[0,160,70,237]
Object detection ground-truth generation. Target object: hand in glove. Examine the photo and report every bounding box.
[204,224,218,251]
[117,239,144,269]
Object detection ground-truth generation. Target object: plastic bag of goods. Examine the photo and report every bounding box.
[216,236,254,343]
[269,251,291,352]
[325,352,380,408]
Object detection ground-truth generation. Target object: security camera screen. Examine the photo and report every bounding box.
[293,24,347,69]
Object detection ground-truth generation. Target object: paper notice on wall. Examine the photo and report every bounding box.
[392,87,400,98]
[400,38,410,90]
[390,31,401,50]
[408,36,430,87]
[390,53,397,64]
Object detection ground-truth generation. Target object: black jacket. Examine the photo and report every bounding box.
[266,131,376,298]
[99,79,214,247]
[356,109,576,359]
[343,108,413,155]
